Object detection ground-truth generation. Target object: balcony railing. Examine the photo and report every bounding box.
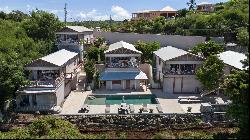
[106,62,139,68]
[56,39,92,45]
[65,63,83,80]
[24,74,65,88]
[163,69,196,75]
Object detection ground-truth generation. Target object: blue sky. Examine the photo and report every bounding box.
[0,0,229,21]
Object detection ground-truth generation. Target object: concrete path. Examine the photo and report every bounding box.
[60,91,91,114]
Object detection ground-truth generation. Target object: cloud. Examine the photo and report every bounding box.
[111,5,130,20]
[0,6,11,13]
[77,9,109,21]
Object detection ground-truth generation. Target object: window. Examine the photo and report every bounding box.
[112,80,121,84]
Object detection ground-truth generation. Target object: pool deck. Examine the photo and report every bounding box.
[59,89,203,115]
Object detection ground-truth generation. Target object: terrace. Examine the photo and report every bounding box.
[105,57,140,68]
[55,34,92,45]
[162,64,200,75]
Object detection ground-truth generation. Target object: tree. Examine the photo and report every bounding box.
[21,10,62,41]
[151,16,166,34]
[6,10,28,22]
[99,46,108,62]
[84,60,95,83]
[134,41,160,64]
[196,55,225,90]
[187,0,196,11]
[223,55,249,139]
[191,41,224,58]
[86,46,99,62]
[177,8,189,18]
[0,20,44,110]
[236,27,249,47]
[0,11,7,19]
[93,37,105,47]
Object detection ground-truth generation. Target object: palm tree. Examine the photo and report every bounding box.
[187,0,196,11]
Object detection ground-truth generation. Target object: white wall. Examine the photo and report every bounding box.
[163,75,202,94]
[65,57,78,73]
[36,94,55,105]
[182,77,201,93]
[163,77,174,93]
[106,81,112,89]
[55,81,65,106]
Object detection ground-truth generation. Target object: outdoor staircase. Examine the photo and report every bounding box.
[200,88,220,97]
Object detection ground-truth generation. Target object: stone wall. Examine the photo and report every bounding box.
[57,113,235,131]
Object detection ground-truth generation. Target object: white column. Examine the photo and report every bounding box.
[122,80,125,89]
[134,80,137,90]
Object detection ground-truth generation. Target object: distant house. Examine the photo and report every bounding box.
[196,2,215,12]
[131,6,177,20]
[55,26,94,61]
[154,46,204,94]
[16,49,81,113]
[100,41,148,90]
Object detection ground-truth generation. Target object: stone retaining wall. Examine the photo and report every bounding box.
[58,113,235,131]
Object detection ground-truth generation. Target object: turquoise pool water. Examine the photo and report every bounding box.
[84,94,157,105]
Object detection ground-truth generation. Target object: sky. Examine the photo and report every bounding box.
[0,0,229,21]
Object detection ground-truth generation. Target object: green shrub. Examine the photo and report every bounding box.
[177,131,213,139]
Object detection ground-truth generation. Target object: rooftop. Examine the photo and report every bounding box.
[104,41,142,54]
[153,46,189,61]
[61,26,93,32]
[135,6,176,13]
[41,49,78,67]
[197,2,213,5]
[218,51,247,70]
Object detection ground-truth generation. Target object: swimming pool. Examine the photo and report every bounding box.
[84,94,158,105]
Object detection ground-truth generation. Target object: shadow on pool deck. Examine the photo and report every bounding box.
[150,89,201,99]
[92,89,151,95]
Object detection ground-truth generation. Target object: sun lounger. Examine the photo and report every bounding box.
[142,104,148,112]
[179,99,201,103]
[79,104,89,113]
[156,104,163,113]
[105,104,110,113]
[129,104,135,113]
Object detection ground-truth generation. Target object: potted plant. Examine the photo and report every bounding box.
[187,107,192,112]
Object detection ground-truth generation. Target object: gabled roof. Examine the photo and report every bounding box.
[104,41,142,54]
[218,51,247,70]
[153,46,189,61]
[64,26,93,32]
[40,49,78,67]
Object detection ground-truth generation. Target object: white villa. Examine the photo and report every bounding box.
[55,26,94,61]
[100,41,148,90]
[154,46,204,94]
[15,50,82,112]
[154,47,247,94]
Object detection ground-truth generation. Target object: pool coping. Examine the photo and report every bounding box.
[84,94,159,105]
